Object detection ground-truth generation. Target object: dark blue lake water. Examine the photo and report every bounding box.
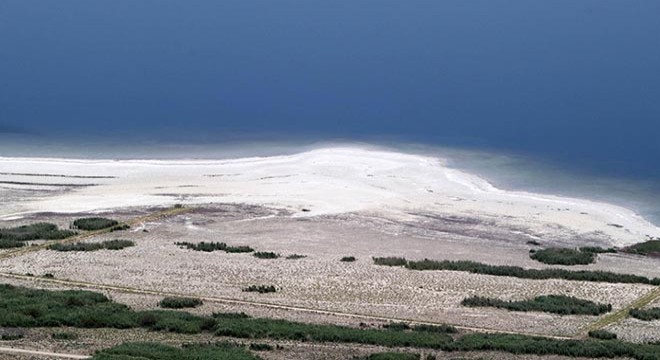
[1,1,659,222]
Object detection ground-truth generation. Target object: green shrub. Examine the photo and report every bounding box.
[367,353,420,360]
[159,297,203,309]
[249,343,273,351]
[254,252,280,259]
[176,241,254,253]
[530,248,596,265]
[0,334,23,340]
[413,324,458,334]
[629,307,660,321]
[341,256,356,262]
[48,239,134,252]
[52,332,79,340]
[387,258,658,285]
[0,239,25,249]
[243,285,277,294]
[109,224,130,232]
[623,240,660,257]
[461,295,611,315]
[92,342,261,360]
[72,218,120,231]
[0,223,76,241]
[588,330,617,340]
[286,254,307,259]
[373,257,407,266]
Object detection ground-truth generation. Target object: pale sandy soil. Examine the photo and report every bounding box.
[1,205,657,338]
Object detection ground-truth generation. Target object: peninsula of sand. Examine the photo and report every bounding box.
[1,147,658,246]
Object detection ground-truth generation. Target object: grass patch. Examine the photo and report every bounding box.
[52,331,79,340]
[243,285,277,294]
[286,254,307,259]
[589,330,617,340]
[623,240,660,257]
[249,343,273,351]
[48,239,135,252]
[374,257,660,285]
[461,295,611,315]
[72,218,119,231]
[253,251,280,259]
[176,241,254,253]
[159,297,203,309]
[341,256,357,262]
[92,342,261,360]
[0,223,76,243]
[629,307,660,321]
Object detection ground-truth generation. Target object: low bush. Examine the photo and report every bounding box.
[530,248,596,265]
[0,223,76,242]
[243,285,277,294]
[254,252,280,259]
[92,342,261,360]
[366,353,420,360]
[159,297,203,309]
[109,224,130,232]
[461,295,611,315]
[588,330,617,340]
[629,307,660,321]
[623,240,660,257]
[378,258,659,285]
[52,332,79,340]
[72,218,119,231]
[0,239,25,249]
[286,254,307,259]
[413,324,458,334]
[48,239,134,252]
[341,256,357,262]
[0,334,23,340]
[176,241,254,253]
[249,343,273,351]
[373,257,407,267]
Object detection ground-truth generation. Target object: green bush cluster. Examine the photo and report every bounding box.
[461,295,611,315]
[373,257,407,266]
[341,256,357,262]
[0,223,76,245]
[285,254,307,259]
[176,241,254,253]
[373,257,660,285]
[249,343,273,351]
[52,332,79,340]
[530,248,596,265]
[589,330,617,340]
[93,342,261,360]
[253,251,280,259]
[159,297,203,309]
[72,218,120,231]
[243,285,277,294]
[623,240,660,257]
[365,353,420,360]
[48,239,134,252]
[629,307,660,321]
[382,322,457,334]
[109,224,130,232]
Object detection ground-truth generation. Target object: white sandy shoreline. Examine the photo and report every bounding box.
[1,147,658,246]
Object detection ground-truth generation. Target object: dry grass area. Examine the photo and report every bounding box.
[1,204,658,342]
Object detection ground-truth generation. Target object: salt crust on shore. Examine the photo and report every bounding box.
[1,147,657,245]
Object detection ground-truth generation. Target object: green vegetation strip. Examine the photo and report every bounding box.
[72,218,120,231]
[461,295,612,316]
[373,257,660,285]
[0,223,77,248]
[159,297,203,309]
[623,240,660,257]
[176,241,254,253]
[629,307,660,321]
[48,239,134,252]
[3,284,660,359]
[93,342,261,360]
